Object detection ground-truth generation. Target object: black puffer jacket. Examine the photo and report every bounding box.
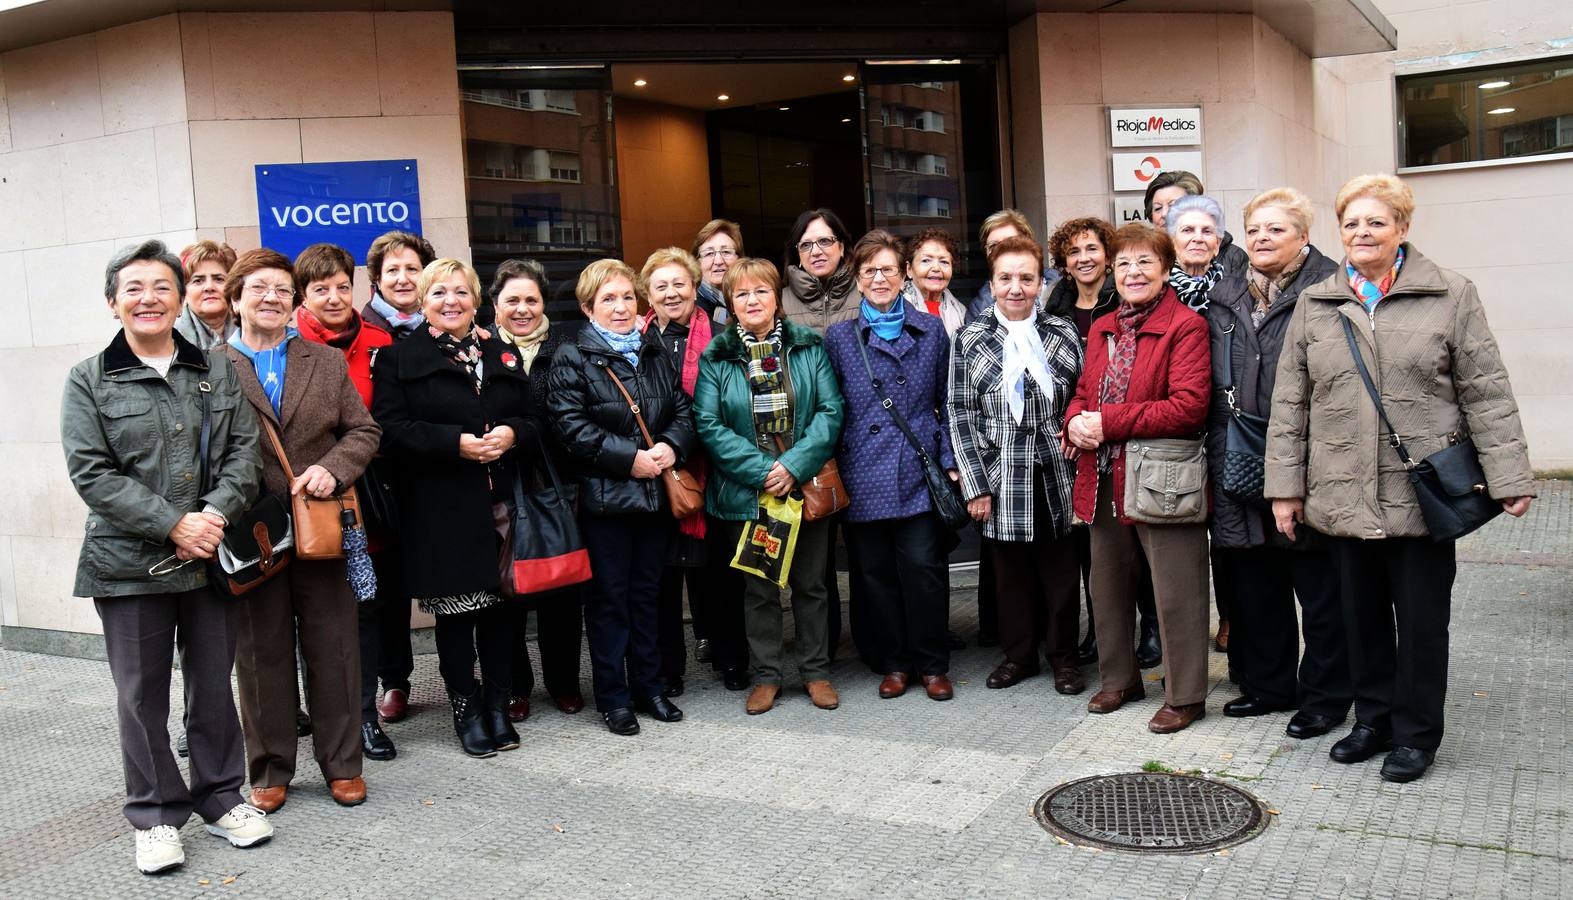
[1043,274,1118,341]
[1205,244,1338,549]
[547,323,697,516]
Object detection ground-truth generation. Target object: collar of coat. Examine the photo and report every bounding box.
[1091,285,1186,340]
[703,317,822,362]
[1209,244,1337,327]
[1301,243,1449,306]
[102,327,209,376]
[223,335,334,425]
[574,318,666,368]
[1044,273,1118,320]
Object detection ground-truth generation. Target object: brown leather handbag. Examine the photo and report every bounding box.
[259,417,360,561]
[770,434,849,521]
[602,365,704,520]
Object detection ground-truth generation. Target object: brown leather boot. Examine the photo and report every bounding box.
[745,684,780,715]
[804,680,840,710]
[1148,702,1207,734]
[1086,683,1146,714]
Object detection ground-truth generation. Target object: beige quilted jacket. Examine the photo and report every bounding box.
[1264,245,1535,539]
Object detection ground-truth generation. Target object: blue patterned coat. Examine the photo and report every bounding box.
[824,302,956,523]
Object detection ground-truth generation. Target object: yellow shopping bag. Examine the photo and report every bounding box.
[730,492,803,588]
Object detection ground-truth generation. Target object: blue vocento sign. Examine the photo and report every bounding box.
[255,159,422,264]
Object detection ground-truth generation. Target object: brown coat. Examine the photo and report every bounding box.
[1264,244,1534,539]
[223,337,381,497]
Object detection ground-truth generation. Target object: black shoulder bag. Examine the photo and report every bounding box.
[854,331,969,532]
[1218,323,1270,504]
[196,380,294,596]
[1340,315,1500,542]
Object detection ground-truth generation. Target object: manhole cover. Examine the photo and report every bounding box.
[1033,773,1269,853]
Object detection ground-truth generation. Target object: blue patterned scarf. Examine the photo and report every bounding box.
[592,321,643,368]
[228,328,297,417]
[1347,246,1405,312]
[860,297,905,342]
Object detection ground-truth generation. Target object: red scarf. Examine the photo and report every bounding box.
[641,309,711,539]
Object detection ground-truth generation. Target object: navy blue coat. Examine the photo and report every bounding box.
[824,302,956,523]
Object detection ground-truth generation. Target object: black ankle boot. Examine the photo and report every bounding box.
[481,683,520,751]
[1135,618,1163,669]
[448,686,497,758]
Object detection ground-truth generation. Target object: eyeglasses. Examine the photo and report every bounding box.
[698,248,737,261]
[858,265,900,281]
[796,236,838,254]
[245,284,296,301]
[732,288,774,303]
[1113,257,1160,273]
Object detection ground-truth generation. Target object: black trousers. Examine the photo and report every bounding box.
[1220,545,1352,718]
[1328,536,1456,750]
[581,512,667,711]
[986,528,1080,671]
[433,603,513,695]
[824,512,848,664]
[509,592,585,699]
[846,514,950,677]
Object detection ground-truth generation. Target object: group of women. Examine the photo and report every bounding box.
[64,169,1535,877]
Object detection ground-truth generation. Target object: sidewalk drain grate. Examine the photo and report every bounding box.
[1033,773,1269,853]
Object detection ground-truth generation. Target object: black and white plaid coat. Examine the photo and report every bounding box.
[947,306,1083,542]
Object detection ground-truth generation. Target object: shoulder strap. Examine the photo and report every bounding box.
[1340,315,1415,467]
[1219,323,1243,415]
[197,379,213,495]
[258,415,296,481]
[601,363,656,450]
[855,328,934,465]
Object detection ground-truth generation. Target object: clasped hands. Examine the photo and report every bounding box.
[459,425,516,464]
[169,511,226,561]
[631,442,676,479]
[1061,410,1103,458]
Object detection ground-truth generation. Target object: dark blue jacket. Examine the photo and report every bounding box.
[823,301,956,523]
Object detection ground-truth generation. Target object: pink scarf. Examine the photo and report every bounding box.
[642,308,712,539]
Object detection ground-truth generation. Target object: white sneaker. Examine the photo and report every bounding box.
[204,803,274,848]
[135,825,185,874]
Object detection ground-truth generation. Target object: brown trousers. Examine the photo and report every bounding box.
[1089,473,1210,706]
[234,557,362,788]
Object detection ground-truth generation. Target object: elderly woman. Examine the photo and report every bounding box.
[1067,222,1213,734]
[488,259,587,721]
[290,243,400,762]
[1205,188,1352,739]
[695,258,846,715]
[640,247,749,695]
[1267,174,1535,782]
[221,249,380,812]
[780,207,858,334]
[693,218,744,324]
[824,231,957,700]
[950,236,1085,694]
[900,227,966,336]
[175,240,238,351]
[963,209,1056,323]
[62,240,270,874]
[547,259,697,736]
[361,229,436,727]
[372,258,539,758]
[1144,170,1247,276]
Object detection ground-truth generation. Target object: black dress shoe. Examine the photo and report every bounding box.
[602,707,640,736]
[722,667,750,691]
[1286,711,1343,739]
[1329,723,1392,764]
[694,638,713,664]
[1076,635,1098,667]
[296,708,313,737]
[1222,695,1295,718]
[946,630,966,651]
[1380,747,1435,783]
[1134,619,1162,669]
[662,677,685,698]
[176,730,189,759]
[361,721,397,761]
[985,661,1038,689]
[636,695,684,723]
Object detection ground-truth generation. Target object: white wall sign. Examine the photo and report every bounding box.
[1109,107,1203,147]
[1111,150,1204,193]
[1112,195,1148,225]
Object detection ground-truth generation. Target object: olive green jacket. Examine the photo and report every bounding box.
[61,330,263,597]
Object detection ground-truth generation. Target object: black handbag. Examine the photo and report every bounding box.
[196,379,293,596]
[499,432,592,597]
[1218,323,1270,504]
[1341,316,1501,542]
[854,329,969,532]
[354,456,400,540]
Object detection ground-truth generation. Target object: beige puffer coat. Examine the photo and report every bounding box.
[1264,244,1534,539]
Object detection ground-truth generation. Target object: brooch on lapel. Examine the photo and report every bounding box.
[500,352,518,369]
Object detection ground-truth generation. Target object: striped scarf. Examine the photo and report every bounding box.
[1168,260,1223,312]
[1347,245,1405,312]
[738,321,791,438]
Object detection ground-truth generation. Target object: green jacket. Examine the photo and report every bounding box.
[61,330,263,597]
[694,320,846,521]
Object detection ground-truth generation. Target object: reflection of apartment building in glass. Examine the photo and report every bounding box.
[866,82,966,240]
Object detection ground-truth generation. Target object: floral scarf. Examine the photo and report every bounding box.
[1097,299,1160,472]
[738,321,791,438]
[1347,245,1405,313]
[496,313,551,374]
[1168,260,1223,312]
[430,325,483,394]
[1246,246,1310,328]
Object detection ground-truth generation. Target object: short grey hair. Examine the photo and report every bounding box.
[104,239,184,300]
[1164,195,1224,235]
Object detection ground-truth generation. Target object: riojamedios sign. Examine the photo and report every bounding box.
[1108,108,1203,148]
[255,159,423,264]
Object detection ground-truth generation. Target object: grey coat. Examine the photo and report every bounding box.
[62,330,263,597]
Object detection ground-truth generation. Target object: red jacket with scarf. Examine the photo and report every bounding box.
[296,308,393,408]
[1066,286,1211,524]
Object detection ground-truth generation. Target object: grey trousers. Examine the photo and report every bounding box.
[726,517,833,686]
[95,588,246,829]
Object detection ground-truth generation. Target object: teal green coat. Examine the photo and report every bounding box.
[694,320,846,521]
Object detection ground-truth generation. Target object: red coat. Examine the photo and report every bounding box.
[295,309,392,408]
[1066,287,1211,524]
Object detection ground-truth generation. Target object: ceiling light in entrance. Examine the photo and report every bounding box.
[717,93,730,101]
[779,106,790,111]
[1477,80,1510,89]
[634,79,647,87]
[842,74,856,82]
[1487,106,1516,114]
[841,118,852,123]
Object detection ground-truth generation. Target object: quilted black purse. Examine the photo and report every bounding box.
[1217,324,1269,505]
[1341,316,1501,542]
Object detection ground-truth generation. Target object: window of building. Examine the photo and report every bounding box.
[1398,55,1573,168]
[548,150,581,182]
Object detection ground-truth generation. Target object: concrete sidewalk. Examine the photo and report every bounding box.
[0,482,1567,898]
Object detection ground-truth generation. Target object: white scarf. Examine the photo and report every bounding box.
[999,314,1055,425]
